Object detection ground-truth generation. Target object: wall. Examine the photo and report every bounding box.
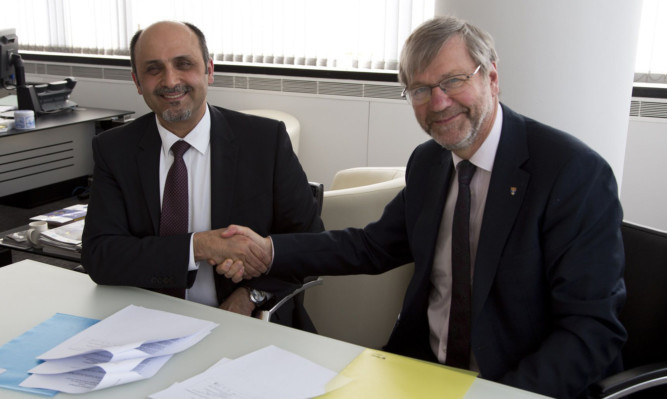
[622,111,667,230]
[436,0,643,188]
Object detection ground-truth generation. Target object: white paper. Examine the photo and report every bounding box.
[21,355,171,394]
[150,346,337,399]
[37,305,218,360]
[20,305,218,394]
[29,329,211,374]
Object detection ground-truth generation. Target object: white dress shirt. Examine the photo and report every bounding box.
[428,103,503,365]
[157,105,218,306]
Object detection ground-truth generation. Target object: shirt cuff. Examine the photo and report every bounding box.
[188,233,199,271]
[266,236,275,274]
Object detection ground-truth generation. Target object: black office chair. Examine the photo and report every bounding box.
[590,221,667,399]
[256,181,324,325]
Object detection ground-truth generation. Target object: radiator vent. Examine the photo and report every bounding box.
[103,68,133,81]
[23,61,404,102]
[630,99,667,119]
[248,77,282,92]
[283,79,318,95]
[72,66,104,79]
[319,81,364,97]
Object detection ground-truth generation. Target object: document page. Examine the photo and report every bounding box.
[150,345,339,399]
[20,355,171,394]
[18,305,218,394]
[37,304,218,360]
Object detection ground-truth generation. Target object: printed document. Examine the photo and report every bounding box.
[19,305,218,394]
[150,345,339,399]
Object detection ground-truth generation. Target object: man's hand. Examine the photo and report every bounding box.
[218,225,273,268]
[193,228,271,279]
[219,287,255,316]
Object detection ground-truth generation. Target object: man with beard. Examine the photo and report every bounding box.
[222,16,626,398]
[81,21,323,331]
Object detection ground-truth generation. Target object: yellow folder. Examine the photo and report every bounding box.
[320,348,477,398]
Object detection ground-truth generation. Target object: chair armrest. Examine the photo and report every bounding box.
[589,361,667,399]
[256,277,324,322]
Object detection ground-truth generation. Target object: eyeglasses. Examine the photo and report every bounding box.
[401,64,482,106]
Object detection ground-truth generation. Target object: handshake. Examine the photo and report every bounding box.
[193,225,273,283]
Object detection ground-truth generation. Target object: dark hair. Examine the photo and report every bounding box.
[130,21,210,76]
[398,16,498,88]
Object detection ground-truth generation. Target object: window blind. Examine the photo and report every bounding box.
[635,0,667,84]
[7,0,435,73]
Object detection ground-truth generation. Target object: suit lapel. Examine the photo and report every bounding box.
[209,106,239,229]
[136,117,162,234]
[407,147,453,310]
[472,105,530,320]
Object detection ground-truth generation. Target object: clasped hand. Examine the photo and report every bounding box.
[193,225,272,283]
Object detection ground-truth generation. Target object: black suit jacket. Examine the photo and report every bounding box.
[82,105,323,329]
[270,104,626,398]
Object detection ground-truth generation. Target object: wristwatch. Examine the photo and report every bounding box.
[247,288,272,307]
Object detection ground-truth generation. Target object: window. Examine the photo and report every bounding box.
[635,0,667,84]
[7,0,434,73]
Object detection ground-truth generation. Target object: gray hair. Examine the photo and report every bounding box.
[398,16,498,88]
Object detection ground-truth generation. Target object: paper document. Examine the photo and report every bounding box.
[21,355,172,394]
[28,329,211,374]
[39,220,85,251]
[150,345,340,399]
[0,313,99,397]
[36,304,218,360]
[319,348,477,399]
[19,305,218,394]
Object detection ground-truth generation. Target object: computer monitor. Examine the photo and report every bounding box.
[0,28,20,88]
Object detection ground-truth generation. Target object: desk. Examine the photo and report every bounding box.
[0,260,548,398]
[0,107,132,198]
[0,224,81,265]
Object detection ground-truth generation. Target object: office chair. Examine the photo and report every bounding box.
[256,182,324,324]
[303,167,413,349]
[590,221,667,399]
[239,109,301,156]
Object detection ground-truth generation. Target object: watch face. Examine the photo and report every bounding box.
[250,289,267,304]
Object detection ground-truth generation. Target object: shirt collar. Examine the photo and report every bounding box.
[452,102,503,172]
[157,105,211,157]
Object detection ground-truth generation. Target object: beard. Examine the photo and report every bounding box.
[162,108,192,122]
[426,99,493,152]
[155,85,193,122]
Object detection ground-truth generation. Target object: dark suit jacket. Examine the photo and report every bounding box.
[270,104,627,398]
[82,105,323,329]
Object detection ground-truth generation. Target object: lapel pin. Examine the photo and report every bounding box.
[510,187,517,196]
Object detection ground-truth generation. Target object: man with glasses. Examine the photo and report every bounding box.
[223,15,626,398]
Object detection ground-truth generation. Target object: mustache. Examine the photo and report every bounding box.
[154,85,192,96]
[427,106,467,122]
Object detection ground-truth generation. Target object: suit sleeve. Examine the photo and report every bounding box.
[496,149,627,398]
[82,133,192,289]
[242,120,326,294]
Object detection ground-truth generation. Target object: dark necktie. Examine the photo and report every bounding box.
[158,140,191,299]
[160,140,191,236]
[446,160,477,369]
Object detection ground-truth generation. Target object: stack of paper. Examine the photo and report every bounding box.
[30,204,88,226]
[19,305,218,394]
[38,220,84,252]
[150,345,340,399]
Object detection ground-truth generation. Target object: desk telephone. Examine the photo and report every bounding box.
[17,77,78,114]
